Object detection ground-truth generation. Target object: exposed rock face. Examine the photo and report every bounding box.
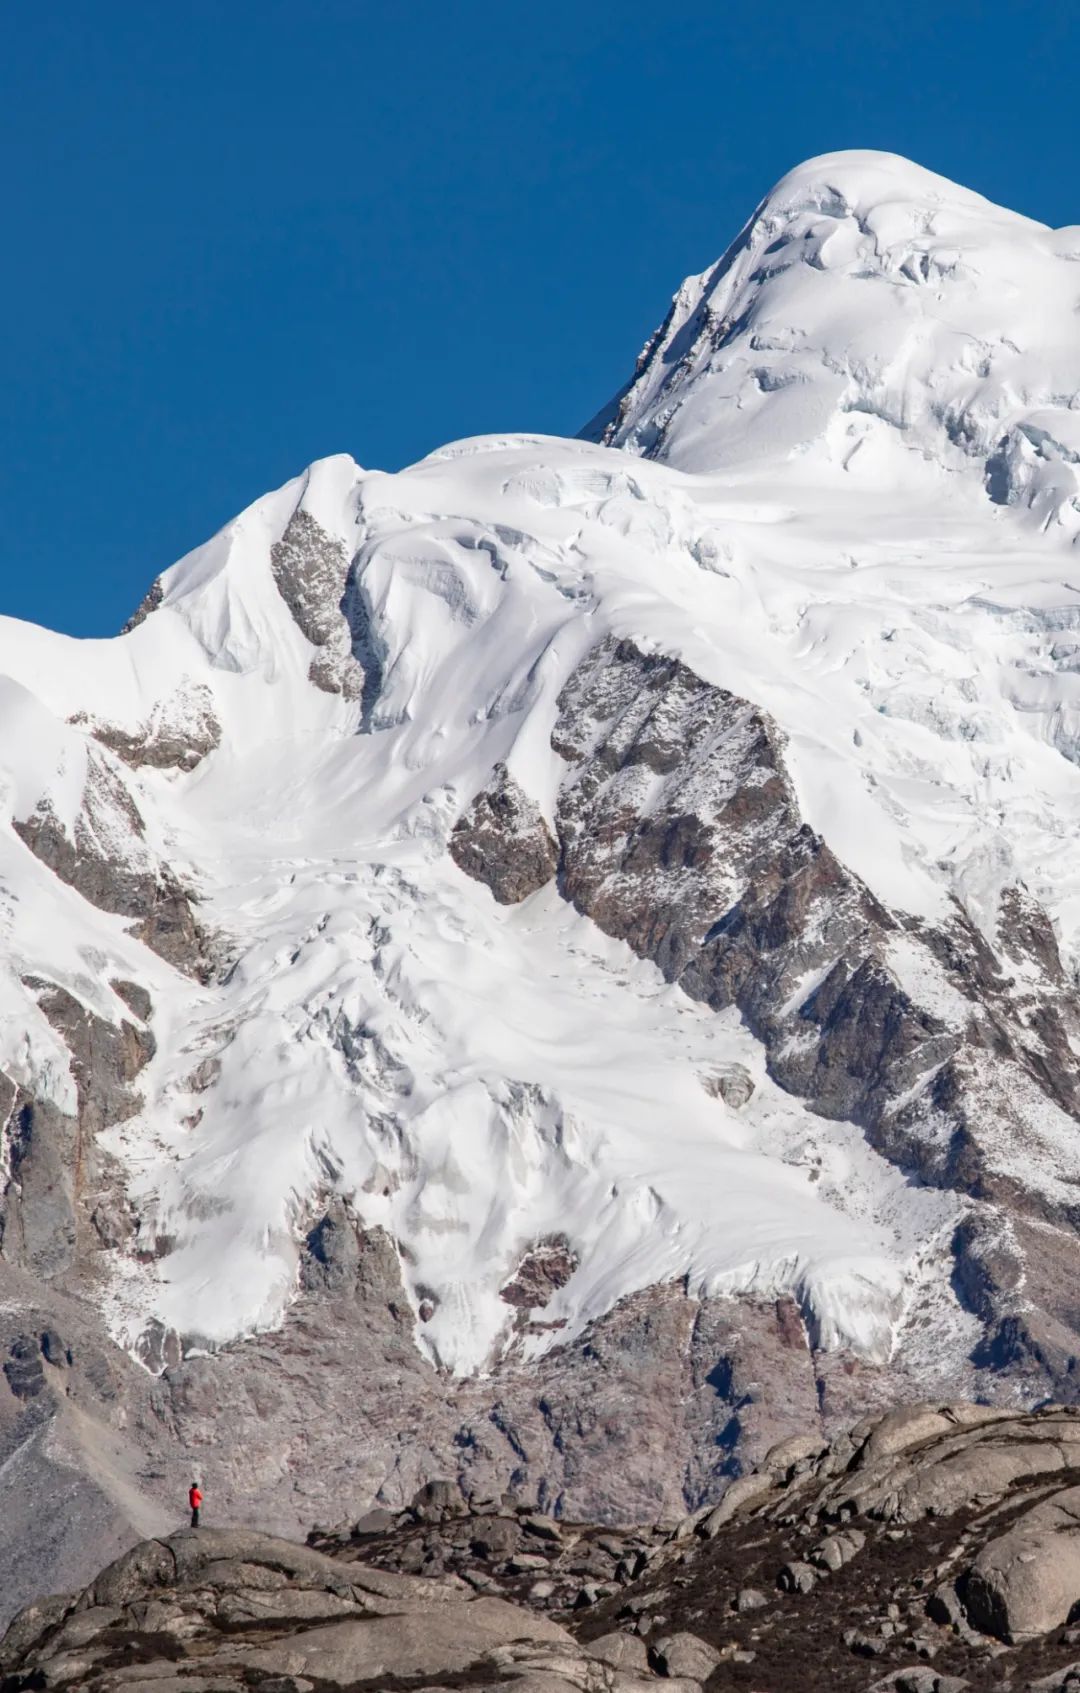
[270,508,364,698]
[500,1234,578,1311]
[545,636,1080,1378]
[0,1261,171,1630]
[299,1196,373,1295]
[699,1063,755,1109]
[119,574,163,632]
[12,749,209,976]
[0,1073,76,1282]
[450,762,558,903]
[72,681,222,772]
[551,637,1080,1195]
[2,1333,46,1401]
[143,1238,834,1540]
[0,981,154,1281]
[444,634,1080,1398]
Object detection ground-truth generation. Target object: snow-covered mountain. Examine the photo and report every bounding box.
[4,149,1080,1616]
[587,151,1080,528]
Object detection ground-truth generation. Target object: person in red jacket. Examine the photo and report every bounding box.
[189,1481,203,1528]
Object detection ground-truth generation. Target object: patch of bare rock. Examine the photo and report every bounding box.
[17,1403,1080,1689]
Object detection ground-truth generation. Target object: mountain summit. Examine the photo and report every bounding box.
[588,149,1080,531]
[3,154,1080,1619]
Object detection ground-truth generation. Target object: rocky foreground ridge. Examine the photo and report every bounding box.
[12,1403,1080,1691]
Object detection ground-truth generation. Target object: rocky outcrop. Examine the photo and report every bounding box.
[699,1062,754,1108]
[962,1485,1080,1643]
[0,1528,592,1693]
[271,508,364,698]
[0,981,154,1281]
[119,574,164,633]
[12,750,210,976]
[500,1234,578,1311]
[309,1496,683,1628]
[563,1399,1080,1689]
[72,681,222,772]
[16,1402,1080,1691]
[450,762,559,903]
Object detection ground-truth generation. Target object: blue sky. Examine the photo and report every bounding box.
[2,0,1077,636]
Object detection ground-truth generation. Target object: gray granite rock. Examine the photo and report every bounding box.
[270,508,364,700]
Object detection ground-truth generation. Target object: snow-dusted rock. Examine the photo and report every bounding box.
[450,762,558,903]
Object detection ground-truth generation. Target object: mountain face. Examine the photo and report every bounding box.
[5,149,1080,1618]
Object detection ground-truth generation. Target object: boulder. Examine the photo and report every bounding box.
[961,1483,1080,1642]
[650,1629,721,1680]
[762,1430,828,1478]
[778,1559,817,1594]
[867,1671,970,1692]
[587,1630,650,1671]
[352,1505,397,1537]
[811,1528,866,1571]
[698,1471,774,1536]
[524,1513,563,1543]
[411,1477,466,1516]
[734,1586,769,1611]
[472,1516,523,1559]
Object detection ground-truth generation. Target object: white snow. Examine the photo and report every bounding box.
[2,151,1080,1378]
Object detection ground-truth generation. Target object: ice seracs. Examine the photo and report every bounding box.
[588,149,1080,534]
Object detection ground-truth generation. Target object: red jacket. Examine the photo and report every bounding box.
[189,1486,203,1510]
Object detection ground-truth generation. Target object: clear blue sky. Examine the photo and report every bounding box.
[2,0,1076,636]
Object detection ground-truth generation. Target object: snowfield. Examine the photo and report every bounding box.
[4,150,1080,1383]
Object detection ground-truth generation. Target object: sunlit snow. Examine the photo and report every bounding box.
[3,152,1080,1378]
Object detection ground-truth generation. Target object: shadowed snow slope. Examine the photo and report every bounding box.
[3,153,1080,1428]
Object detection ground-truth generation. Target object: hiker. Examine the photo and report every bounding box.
[189,1480,203,1528]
